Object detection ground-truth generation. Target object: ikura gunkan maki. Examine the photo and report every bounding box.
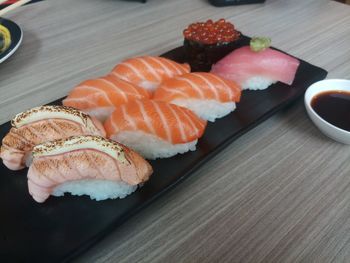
[0,24,11,54]
[183,19,242,71]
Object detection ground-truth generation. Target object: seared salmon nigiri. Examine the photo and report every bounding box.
[104,99,207,160]
[27,135,153,203]
[0,106,105,171]
[110,56,191,92]
[63,75,150,122]
[154,72,242,122]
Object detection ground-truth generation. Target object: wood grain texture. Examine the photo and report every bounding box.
[1,0,350,262]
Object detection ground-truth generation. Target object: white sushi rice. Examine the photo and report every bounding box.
[111,131,197,160]
[140,80,158,92]
[242,76,277,90]
[83,107,115,122]
[52,179,137,201]
[171,99,236,122]
[25,152,33,168]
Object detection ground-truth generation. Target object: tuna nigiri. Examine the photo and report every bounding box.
[110,56,190,92]
[27,135,153,203]
[211,37,300,90]
[104,100,207,159]
[153,72,241,122]
[0,106,105,170]
[63,75,150,121]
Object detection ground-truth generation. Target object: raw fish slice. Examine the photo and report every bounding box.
[110,56,190,92]
[154,72,241,102]
[63,75,150,121]
[0,106,105,170]
[153,72,241,121]
[211,46,300,90]
[27,135,153,203]
[104,100,207,159]
[105,100,206,144]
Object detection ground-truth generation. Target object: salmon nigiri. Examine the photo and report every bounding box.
[0,106,105,171]
[211,38,300,90]
[63,75,150,121]
[27,135,153,203]
[154,72,241,122]
[104,100,207,159]
[110,56,190,92]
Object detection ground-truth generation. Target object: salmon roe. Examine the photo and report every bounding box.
[183,19,240,45]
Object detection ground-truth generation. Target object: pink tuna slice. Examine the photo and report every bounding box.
[211,46,300,86]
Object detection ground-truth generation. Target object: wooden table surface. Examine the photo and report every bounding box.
[1,0,350,262]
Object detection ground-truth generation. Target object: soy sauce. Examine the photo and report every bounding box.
[311,90,350,131]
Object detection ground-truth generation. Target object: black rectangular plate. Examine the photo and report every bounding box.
[0,37,327,262]
[209,0,266,7]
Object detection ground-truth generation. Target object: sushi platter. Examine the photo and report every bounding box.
[0,19,327,262]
